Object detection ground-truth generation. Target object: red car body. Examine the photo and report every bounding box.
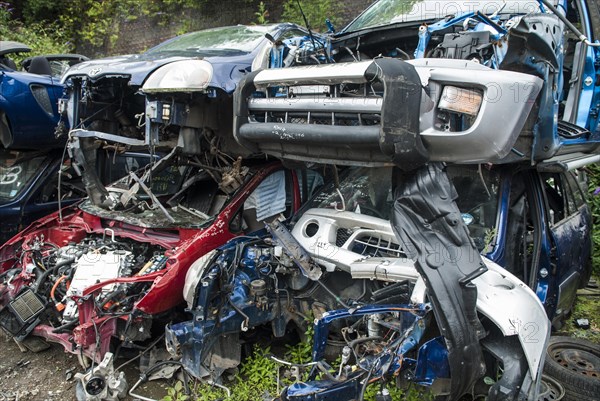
[0,162,301,361]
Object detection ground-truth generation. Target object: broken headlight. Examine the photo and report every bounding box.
[142,60,214,93]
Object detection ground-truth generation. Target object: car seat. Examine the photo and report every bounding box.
[0,57,17,70]
[27,56,52,75]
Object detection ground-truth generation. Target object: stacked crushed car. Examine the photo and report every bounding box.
[1,0,600,400]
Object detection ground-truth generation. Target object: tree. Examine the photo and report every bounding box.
[281,0,337,32]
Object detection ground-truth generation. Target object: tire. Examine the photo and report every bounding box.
[543,336,600,401]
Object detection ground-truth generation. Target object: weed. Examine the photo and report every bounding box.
[254,2,270,25]
[162,380,189,401]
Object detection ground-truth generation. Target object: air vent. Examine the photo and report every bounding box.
[30,84,53,116]
[351,234,405,258]
[0,287,46,339]
[256,111,381,127]
[336,228,353,247]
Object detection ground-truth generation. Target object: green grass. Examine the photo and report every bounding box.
[560,275,600,344]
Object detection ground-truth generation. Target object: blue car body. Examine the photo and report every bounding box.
[168,162,591,400]
[0,42,87,150]
[0,150,71,244]
[0,56,63,150]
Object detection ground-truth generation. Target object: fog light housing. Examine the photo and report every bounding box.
[438,86,482,116]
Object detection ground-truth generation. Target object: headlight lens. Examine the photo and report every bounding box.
[142,60,214,93]
[438,85,483,116]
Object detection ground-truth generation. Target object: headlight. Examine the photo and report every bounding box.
[438,85,483,116]
[183,249,217,309]
[59,94,76,128]
[142,60,213,93]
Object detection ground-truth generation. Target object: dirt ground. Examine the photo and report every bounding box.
[0,330,77,401]
[0,330,170,401]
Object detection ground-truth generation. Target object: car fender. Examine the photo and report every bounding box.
[474,258,550,382]
[409,257,550,383]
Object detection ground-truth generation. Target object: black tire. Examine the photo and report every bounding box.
[543,336,600,401]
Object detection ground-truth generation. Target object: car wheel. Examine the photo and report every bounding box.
[543,336,600,401]
[537,375,565,401]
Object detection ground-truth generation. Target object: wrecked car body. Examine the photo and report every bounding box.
[0,149,164,245]
[0,160,319,363]
[0,24,325,363]
[166,0,599,400]
[58,22,322,213]
[0,41,87,149]
[235,0,600,167]
[167,164,557,400]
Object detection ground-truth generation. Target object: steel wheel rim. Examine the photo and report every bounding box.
[537,375,565,401]
[550,345,600,379]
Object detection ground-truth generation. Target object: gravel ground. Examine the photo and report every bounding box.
[0,331,77,401]
[0,330,170,401]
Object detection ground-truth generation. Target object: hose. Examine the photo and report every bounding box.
[33,257,75,292]
[50,275,68,310]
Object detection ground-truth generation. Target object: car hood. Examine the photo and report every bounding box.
[62,52,255,92]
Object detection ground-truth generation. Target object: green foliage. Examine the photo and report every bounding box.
[20,0,64,24]
[281,0,338,32]
[254,2,270,25]
[363,381,433,401]
[56,0,200,51]
[239,345,279,390]
[587,164,600,275]
[483,227,498,254]
[562,294,600,343]
[162,380,189,401]
[0,3,71,65]
[285,318,314,365]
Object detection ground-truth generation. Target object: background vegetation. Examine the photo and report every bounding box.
[588,164,600,275]
[0,2,71,63]
[1,0,342,58]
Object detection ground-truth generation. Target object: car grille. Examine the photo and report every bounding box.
[336,228,353,247]
[351,234,405,258]
[258,111,381,127]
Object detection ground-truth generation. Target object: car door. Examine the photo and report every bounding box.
[540,171,588,322]
[563,171,593,286]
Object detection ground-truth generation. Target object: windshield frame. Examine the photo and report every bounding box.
[143,25,279,58]
[339,0,545,35]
